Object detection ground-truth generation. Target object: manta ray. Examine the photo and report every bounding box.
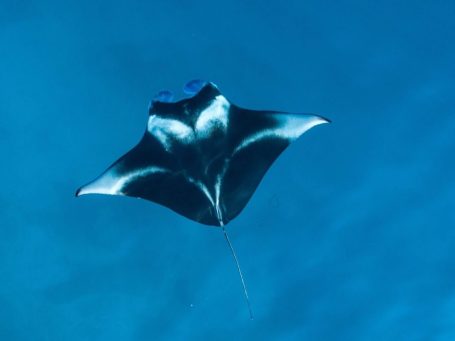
[76,80,330,318]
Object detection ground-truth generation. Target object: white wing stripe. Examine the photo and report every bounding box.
[233,114,328,155]
[78,166,169,196]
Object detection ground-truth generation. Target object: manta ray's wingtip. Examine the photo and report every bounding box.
[316,114,331,124]
[75,183,93,197]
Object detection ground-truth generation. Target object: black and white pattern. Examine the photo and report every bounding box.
[76,82,330,226]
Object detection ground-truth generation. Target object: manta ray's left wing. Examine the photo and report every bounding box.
[76,132,219,225]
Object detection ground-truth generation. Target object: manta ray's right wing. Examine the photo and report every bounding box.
[218,107,330,224]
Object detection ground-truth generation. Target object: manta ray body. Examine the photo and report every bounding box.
[77,82,329,226]
[76,80,330,318]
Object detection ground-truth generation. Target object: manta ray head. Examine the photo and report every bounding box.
[147,83,231,151]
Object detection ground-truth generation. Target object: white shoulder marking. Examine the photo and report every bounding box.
[147,96,230,150]
[77,166,169,196]
[147,115,194,150]
[195,95,230,137]
[233,114,329,155]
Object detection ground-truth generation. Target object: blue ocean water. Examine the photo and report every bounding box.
[1,0,454,339]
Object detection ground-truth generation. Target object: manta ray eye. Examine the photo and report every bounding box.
[183,79,207,96]
[152,90,174,103]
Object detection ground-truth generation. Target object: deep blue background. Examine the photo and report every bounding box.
[1,0,454,339]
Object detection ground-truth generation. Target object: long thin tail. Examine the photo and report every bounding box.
[222,225,254,320]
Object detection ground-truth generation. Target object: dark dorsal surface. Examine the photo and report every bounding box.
[76,82,330,226]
